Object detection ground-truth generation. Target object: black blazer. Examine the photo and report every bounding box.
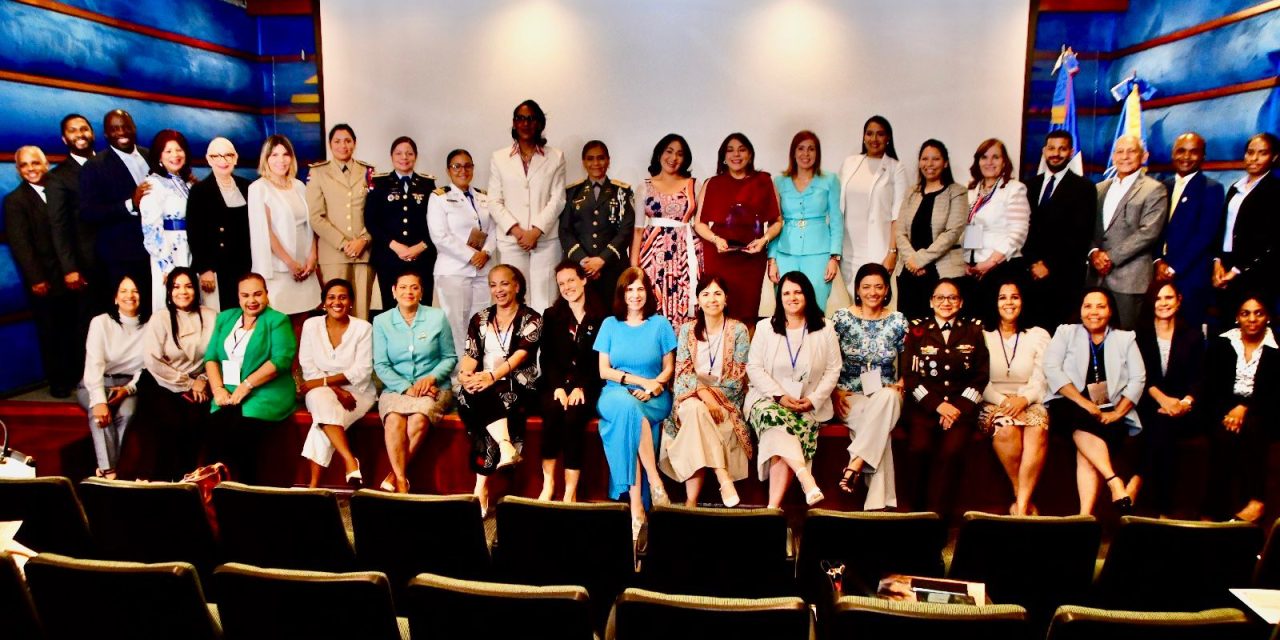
[1218,172,1280,295]
[1202,334,1280,423]
[45,158,95,275]
[1135,321,1205,412]
[186,174,252,278]
[3,183,65,292]
[538,298,605,396]
[1022,170,1097,280]
[79,147,148,263]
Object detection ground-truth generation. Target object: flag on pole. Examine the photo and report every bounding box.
[1041,46,1084,175]
[1103,73,1157,179]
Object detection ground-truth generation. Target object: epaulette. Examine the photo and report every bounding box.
[474,188,486,195]
[910,318,921,325]
[432,187,448,196]
[971,318,982,326]
[610,178,631,189]
[355,159,374,168]
[566,178,587,189]
[416,172,436,180]
[372,171,390,178]
[308,160,329,168]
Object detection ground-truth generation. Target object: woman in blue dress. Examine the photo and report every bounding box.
[770,130,843,310]
[595,266,677,536]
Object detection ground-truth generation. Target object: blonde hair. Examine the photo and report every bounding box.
[257,134,297,181]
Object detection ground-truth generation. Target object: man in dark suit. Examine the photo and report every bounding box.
[46,113,98,325]
[1088,135,1168,329]
[4,147,82,397]
[78,109,151,308]
[1022,131,1097,330]
[559,140,635,301]
[1155,132,1224,330]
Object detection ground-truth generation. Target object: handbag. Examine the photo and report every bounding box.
[182,462,230,534]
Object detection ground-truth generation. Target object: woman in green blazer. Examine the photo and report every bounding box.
[204,272,298,482]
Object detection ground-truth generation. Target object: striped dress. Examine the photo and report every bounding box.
[637,178,702,328]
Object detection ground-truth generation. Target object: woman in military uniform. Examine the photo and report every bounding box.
[428,149,497,360]
[367,136,436,313]
[560,140,634,300]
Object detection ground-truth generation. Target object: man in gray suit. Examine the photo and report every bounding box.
[1088,135,1168,329]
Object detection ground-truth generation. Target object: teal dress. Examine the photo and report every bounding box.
[771,173,842,308]
[594,314,677,499]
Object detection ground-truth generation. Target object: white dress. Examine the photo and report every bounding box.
[298,315,376,466]
[248,178,321,315]
[140,174,192,311]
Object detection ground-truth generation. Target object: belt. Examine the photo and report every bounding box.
[163,219,187,231]
[646,217,699,309]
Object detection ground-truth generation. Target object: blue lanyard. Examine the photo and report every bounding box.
[707,329,724,372]
[785,326,807,371]
[1087,328,1108,380]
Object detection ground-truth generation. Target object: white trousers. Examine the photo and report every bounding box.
[436,274,491,359]
[301,387,375,467]
[844,387,902,510]
[495,238,561,312]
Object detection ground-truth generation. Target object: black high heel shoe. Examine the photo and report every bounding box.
[838,466,862,494]
[1106,475,1133,513]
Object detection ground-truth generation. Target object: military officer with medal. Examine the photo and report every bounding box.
[368,136,437,312]
[427,149,496,359]
[559,140,635,301]
[307,124,377,318]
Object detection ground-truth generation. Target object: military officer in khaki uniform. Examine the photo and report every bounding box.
[307,123,375,318]
[901,278,989,517]
[559,140,634,301]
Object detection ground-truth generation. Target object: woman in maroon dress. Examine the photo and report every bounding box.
[695,133,781,321]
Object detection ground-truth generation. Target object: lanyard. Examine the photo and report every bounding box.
[968,179,1000,223]
[1087,328,1108,382]
[784,326,807,371]
[999,330,1020,370]
[706,327,725,372]
[491,314,515,357]
[229,316,255,357]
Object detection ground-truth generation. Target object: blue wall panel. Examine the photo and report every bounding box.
[0,165,19,197]
[256,15,318,56]
[1034,12,1117,51]
[0,246,35,316]
[0,321,46,391]
[1106,12,1280,96]
[56,0,259,53]
[1115,0,1264,48]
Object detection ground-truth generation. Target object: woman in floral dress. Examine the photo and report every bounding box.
[139,129,195,312]
[632,133,701,329]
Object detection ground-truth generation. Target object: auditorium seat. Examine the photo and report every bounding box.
[795,509,946,601]
[406,572,594,640]
[78,478,217,579]
[214,562,404,640]
[1045,605,1252,639]
[350,490,491,603]
[1253,517,1280,588]
[1094,516,1264,611]
[948,512,1100,623]
[606,587,812,640]
[23,553,219,640]
[640,504,791,598]
[0,476,93,557]
[494,496,632,623]
[212,482,355,572]
[822,594,1028,639]
[0,551,42,640]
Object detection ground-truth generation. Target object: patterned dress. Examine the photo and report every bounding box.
[832,309,908,392]
[140,174,192,311]
[456,304,542,475]
[637,178,702,328]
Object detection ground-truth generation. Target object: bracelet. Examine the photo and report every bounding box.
[322,375,328,387]
[243,380,254,390]
[488,371,496,383]
[621,373,628,385]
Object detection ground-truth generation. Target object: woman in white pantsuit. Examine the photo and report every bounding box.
[831,262,907,510]
[429,149,496,361]
[298,278,375,487]
[839,115,908,295]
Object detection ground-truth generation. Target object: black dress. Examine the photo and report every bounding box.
[456,304,542,475]
[187,175,252,311]
[538,297,606,469]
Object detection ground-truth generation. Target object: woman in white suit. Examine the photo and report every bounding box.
[429,148,497,359]
[839,115,908,296]
[247,134,319,317]
[963,138,1030,314]
[746,271,842,508]
[487,99,567,312]
[1043,287,1145,515]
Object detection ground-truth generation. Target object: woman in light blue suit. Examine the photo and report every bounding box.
[1043,286,1145,515]
[770,131,843,310]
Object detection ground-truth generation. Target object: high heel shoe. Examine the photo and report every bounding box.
[650,481,671,507]
[495,439,520,470]
[720,483,740,508]
[838,466,863,494]
[379,472,396,492]
[805,487,825,506]
[1105,475,1133,513]
[345,459,363,488]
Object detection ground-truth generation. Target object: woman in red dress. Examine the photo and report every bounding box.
[696,133,781,321]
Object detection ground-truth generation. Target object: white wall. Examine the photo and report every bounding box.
[320,0,1029,187]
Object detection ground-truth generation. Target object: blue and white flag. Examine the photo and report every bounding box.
[1103,74,1157,179]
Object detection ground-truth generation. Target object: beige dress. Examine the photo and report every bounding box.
[659,321,752,482]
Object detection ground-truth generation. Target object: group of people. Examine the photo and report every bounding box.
[5,99,1279,528]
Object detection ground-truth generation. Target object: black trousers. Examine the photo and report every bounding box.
[373,250,435,313]
[1205,404,1277,518]
[897,268,939,321]
[29,289,82,394]
[458,384,529,476]
[539,391,597,470]
[205,405,284,485]
[900,403,976,517]
[1132,404,1200,515]
[117,372,208,481]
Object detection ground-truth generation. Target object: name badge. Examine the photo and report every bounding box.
[860,367,884,396]
[962,223,984,250]
[1087,381,1114,411]
[222,360,242,386]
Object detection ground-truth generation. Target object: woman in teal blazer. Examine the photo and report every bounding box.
[770,131,843,310]
[204,272,298,483]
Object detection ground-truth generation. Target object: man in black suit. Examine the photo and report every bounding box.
[4,147,82,397]
[46,113,98,329]
[1022,131,1098,330]
[79,109,151,307]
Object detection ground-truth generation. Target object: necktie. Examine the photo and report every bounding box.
[592,183,602,203]
[464,190,476,211]
[401,176,411,193]
[1039,175,1055,208]
[942,322,952,331]
[341,164,348,173]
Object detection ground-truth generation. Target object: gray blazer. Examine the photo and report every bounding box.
[1044,324,1146,434]
[895,182,969,278]
[1088,174,1167,294]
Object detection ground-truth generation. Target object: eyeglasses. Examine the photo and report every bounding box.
[448,163,475,170]
[512,115,536,123]
[207,153,238,162]
[931,295,960,303]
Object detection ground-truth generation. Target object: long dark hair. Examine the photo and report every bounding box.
[510,99,547,147]
[771,271,826,334]
[715,132,756,176]
[852,262,893,308]
[107,274,151,326]
[612,266,658,320]
[861,115,898,160]
[692,274,732,341]
[163,267,202,349]
[647,133,692,178]
[147,129,194,183]
[916,139,955,189]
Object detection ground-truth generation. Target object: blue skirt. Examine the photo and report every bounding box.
[597,384,673,500]
[774,252,833,310]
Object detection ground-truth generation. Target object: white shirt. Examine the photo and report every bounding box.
[83,313,145,406]
[1169,171,1196,217]
[1039,168,1068,203]
[1224,327,1278,397]
[695,334,726,380]
[1101,171,1141,231]
[427,184,496,277]
[70,154,89,166]
[28,183,46,203]
[298,316,376,401]
[1222,175,1263,253]
[110,145,148,185]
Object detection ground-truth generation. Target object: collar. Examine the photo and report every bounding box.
[1222,327,1279,350]
[509,142,545,158]
[1046,167,1068,183]
[70,153,90,166]
[1175,171,1198,185]
[27,182,45,196]
[1234,174,1264,195]
[110,145,142,161]
[1112,170,1142,190]
[395,171,413,180]
[934,316,955,328]
[391,304,424,328]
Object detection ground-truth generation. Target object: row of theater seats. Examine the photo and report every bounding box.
[1,476,1280,638]
[0,550,1265,640]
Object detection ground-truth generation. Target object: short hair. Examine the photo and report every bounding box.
[491,264,527,305]
[916,139,955,189]
[1235,291,1272,318]
[102,109,133,131]
[146,129,193,181]
[581,140,609,159]
[1247,132,1280,169]
[1045,130,1074,148]
[510,99,547,146]
[934,277,963,299]
[967,138,1013,190]
[771,271,826,334]
[393,268,423,287]
[328,123,356,142]
[861,115,899,160]
[389,136,416,156]
[14,145,47,166]
[1078,286,1120,327]
[852,262,893,308]
[648,133,692,178]
[716,132,757,176]
[612,266,658,320]
[238,272,267,288]
[257,134,297,181]
[163,266,202,349]
[321,277,354,302]
[692,274,732,341]
[783,130,822,178]
[445,148,471,167]
[554,259,587,280]
[60,113,90,134]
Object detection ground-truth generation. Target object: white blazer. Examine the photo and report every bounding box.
[965,178,1031,263]
[838,153,908,264]
[745,318,842,423]
[1043,324,1146,434]
[427,183,496,277]
[487,145,567,241]
[247,177,310,276]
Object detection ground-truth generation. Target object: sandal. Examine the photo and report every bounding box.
[838,466,863,494]
[1105,475,1133,513]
